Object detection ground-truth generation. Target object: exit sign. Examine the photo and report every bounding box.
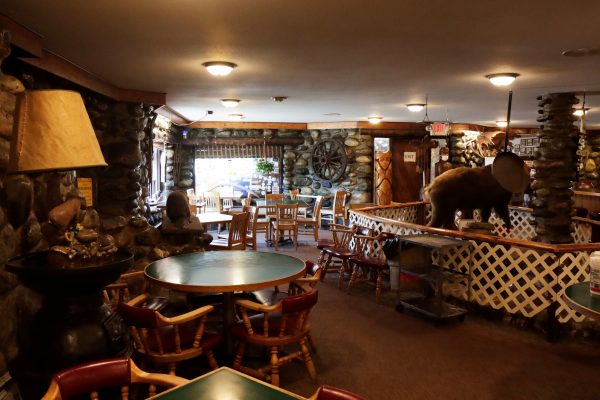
[404,152,416,162]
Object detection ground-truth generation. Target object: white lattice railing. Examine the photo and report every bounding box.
[348,202,600,323]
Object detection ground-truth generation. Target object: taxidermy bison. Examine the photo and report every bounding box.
[423,165,512,230]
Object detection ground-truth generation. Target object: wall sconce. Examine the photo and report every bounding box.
[221,98,241,108]
[485,73,520,87]
[573,107,590,117]
[202,61,237,76]
[368,116,382,124]
[406,103,425,112]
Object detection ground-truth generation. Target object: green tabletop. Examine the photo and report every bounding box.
[150,367,304,399]
[563,281,600,321]
[145,251,306,293]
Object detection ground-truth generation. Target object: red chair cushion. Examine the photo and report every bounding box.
[55,358,130,400]
[317,239,334,250]
[317,385,368,400]
[349,255,388,270]
[146,324,221,353]
[323,246,356,259]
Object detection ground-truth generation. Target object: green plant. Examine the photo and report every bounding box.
[255,159,275,175]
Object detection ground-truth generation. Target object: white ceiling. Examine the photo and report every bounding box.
[2,0,600,128]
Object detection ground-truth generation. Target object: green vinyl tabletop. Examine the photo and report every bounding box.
[145,251,306,293]
[563,281,600,321]
[149,367,305,400]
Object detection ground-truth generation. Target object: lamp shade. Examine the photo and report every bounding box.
[9,90,107,173]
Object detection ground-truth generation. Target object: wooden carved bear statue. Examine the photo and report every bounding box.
[423,165,512,230]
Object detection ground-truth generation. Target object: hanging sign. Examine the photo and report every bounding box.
[404,152,416,162]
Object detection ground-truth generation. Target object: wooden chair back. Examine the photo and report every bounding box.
[203,193,221,213]
[243,193,253,208]
[309,385,368,400]
[276,203,298,227]
[311,196,323,222]
[116,294,219,374]
[289,189,300,199]
[333,190,348,218]
[266,193,284,201]
[226,212,249,249]
[330,224,356,249]
[289,261,323,295]
[41,358,188,400]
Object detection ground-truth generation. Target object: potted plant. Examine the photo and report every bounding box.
[255,159,275,176]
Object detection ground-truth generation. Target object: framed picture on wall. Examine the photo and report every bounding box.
[514,144,520,152]
[531,137,540,146]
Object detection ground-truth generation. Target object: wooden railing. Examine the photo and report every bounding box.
[348,202,600,323]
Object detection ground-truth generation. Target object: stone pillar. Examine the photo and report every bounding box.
[375,151,392,205]
[532,93,578,244]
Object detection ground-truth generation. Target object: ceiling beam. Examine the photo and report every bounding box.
[185,121,307,130]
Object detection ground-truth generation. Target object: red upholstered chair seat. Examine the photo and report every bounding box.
[317,238,334,250]
[310,385,368,400]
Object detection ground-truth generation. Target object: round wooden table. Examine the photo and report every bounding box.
[563,281,600,321]
[145,251,306,354]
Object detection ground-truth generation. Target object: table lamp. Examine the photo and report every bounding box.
[8,89,112,261]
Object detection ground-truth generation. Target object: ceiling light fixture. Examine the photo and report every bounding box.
[496,120,508,128]
[228,113,244,121]
[368,116,382,125]
[221,98,240,108]
[406,103,426,112]
[573,107,590,117]
[485,73,520,87]
[271,96,288,102]
[202,61,237,76]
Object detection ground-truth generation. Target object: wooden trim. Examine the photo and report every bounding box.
[357,121,427,130]
[186,122,307,130]
[155,106,188,125]
[306,121,358,129]
[173,137,304,146]
[0,14,43,57]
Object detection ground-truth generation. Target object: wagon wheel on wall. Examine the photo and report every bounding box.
[311,139,348,182]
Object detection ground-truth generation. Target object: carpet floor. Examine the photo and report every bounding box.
[240,229,600,400]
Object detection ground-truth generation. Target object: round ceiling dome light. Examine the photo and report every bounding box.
[406,103,426,112]
[573,107,590,117]
[202,61,237,76]
[496,120,508,128]
[485,72,520,87]
[221,98,240,108]
[271,96,288,102]
[368,116,382,125]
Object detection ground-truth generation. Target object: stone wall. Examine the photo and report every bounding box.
[172,127,374,203]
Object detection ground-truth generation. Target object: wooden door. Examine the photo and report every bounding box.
[391,138,428,202]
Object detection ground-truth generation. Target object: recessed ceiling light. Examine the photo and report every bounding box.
[221,98,240,108]
[496,120,508,128]
[323,112,342,116]
[406,103,426,112]
[202,61,237,76]
[271,96,288,102]
[573,107,590,117]
[368,116,382,125]
[485,73,520,87]
[228,113,244,121]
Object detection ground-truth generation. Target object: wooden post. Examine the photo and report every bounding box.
[375,151,392,205]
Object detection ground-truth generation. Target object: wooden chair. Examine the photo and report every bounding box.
[117,294,221,375]
[253,260,323,306]
[231,289,319,387]
[243,193,253,208]
[271,203,299,250]
[206,212,248,250]
[320,190,347,227]
[298,196,323,241]
[289,188,300,199]
[41,358,188,400]
[308,385,368,400]
[202,193,221,213]
[222,198,234,213]
[348,231,396,303]
[102,271,170,311]
[320,225,371,289]
[245,205,259,250]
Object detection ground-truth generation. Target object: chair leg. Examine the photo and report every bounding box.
[338,259,349,289]
[232,342,246,370]
[167,363,177,375]
[206,349,219,370]
[347,262,359,293]
[294,228,298,250]
[270,347,280,387]
[321,254,332,281]
[299,338,317,382]
[274,229,279,251]
[376,270,383,304]
[313,223,318,241]
[317,250,326,268]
